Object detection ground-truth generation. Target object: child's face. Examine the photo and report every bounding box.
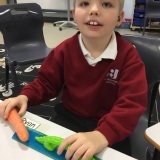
[72,0,124,39]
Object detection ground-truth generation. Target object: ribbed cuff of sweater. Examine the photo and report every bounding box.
[95,124,119,147]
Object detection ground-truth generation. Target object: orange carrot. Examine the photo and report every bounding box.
[8,109,29,142]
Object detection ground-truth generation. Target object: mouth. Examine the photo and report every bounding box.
[86,21,102,26]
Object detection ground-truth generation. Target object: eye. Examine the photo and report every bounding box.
[80,1,89,7]
[102,2,112,8]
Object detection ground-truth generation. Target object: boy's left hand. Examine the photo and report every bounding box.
[57,130,108,160]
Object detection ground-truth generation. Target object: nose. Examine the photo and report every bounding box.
[89,4,100,16]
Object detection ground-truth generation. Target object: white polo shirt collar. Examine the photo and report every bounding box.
[78,32,117,66]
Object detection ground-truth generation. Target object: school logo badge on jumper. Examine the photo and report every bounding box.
[105,69,119,85]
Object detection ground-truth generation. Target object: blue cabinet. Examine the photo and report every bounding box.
[136,0,146,2]
[130,0,146,29]
[131,0,160,30]
[132,0,146,27]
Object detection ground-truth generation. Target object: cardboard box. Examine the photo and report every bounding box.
[0,0,7,5]
[139,5,145,9]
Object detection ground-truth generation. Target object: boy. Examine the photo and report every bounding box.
[0,0,147,160]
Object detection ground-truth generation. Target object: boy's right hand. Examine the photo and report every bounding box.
[0,95,28,120]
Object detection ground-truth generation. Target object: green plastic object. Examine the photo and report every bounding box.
[35,135,96,160]
[35,136,69,151]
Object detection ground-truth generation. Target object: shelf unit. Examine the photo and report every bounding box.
[131,0,146,30]
[130,0,160,30]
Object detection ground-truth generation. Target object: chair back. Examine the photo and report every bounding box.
[123,35,160,160]
[145,0,160,16]
[123,35,160,119]
[0,3,45,49]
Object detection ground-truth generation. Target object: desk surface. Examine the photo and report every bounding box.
[145,122,160,151]
[0,111,137,160]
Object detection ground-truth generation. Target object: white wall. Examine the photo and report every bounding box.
[123,0,134,19]
[17,0,134,19]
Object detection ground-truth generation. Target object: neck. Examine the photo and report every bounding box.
[81,34,112,59]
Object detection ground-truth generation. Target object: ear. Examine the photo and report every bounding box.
[116,11,125,27]
[72,9,76,22]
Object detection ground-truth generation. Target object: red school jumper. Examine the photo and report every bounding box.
[21,32,148,146]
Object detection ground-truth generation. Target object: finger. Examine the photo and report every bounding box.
[80,147,95,160]
[57,135,77,155]
[4,101,15,119]
[2,99,13,119]
[18,104,27,117]
[0,101,6,118]
[65,139,84,160]
[71,143,90,160]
